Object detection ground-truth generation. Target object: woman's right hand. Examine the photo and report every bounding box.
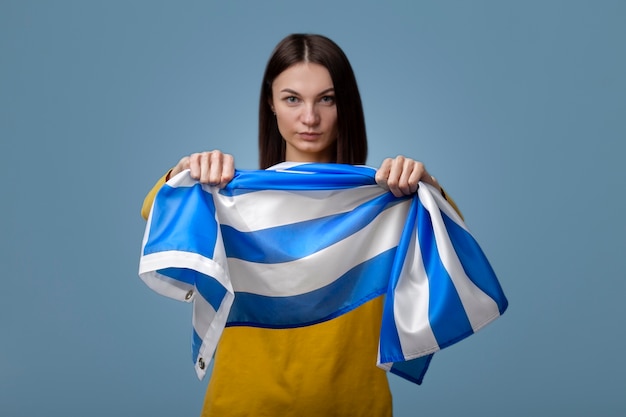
[169,150,235,188]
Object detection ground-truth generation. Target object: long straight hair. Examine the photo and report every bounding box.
[258,34,368,169]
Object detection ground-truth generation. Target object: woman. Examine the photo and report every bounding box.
[142,34,455,417]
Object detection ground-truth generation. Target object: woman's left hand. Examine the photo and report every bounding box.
[375,155,442,197]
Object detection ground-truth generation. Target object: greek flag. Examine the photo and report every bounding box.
[138,163,507,384]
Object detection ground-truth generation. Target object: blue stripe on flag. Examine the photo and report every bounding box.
[218,164,377,196]
[417,199,474,348]
[389,354,433,385]
[225,248,395,328]
[143,184,219,259]
[155,268,226,312]
[222,193,402,263]
[278,163,377,177]
[156,267,195,285]
[442,213,508,315]
[192,328,202,363]
[195,272,228,312]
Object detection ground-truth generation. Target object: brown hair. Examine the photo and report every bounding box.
[258,34,368,169]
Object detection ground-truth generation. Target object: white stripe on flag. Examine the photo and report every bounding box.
[227,201,410,296]
[393,217,439,358]
[419,185,500,331]
[215,186,386,231]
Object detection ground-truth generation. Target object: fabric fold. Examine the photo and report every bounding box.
[138,163,507,383]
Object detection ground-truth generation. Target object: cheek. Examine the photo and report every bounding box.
[324,109,338,131]
[275,113,291,137]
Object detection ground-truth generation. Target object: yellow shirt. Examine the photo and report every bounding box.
[203,298,392,417]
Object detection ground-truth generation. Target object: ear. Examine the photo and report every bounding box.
[268,97,275,113]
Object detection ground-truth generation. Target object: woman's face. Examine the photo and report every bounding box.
[270,62,338,163]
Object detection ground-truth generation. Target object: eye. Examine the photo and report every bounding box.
[284,96,300,104]
[320,95,335,105]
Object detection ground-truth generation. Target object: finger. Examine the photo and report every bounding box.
[170,156,190,179]
[375,158,392,190]
[188,153,202,180]
[195,152,210,183]
[387,156,406,197]
[219,153,235,188]
[402,160,424,195]
[208,151,223,185]
[181,157,191,171]
[396,158,413,195]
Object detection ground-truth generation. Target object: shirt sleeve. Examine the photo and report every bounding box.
[141,170,172,220]
[441,187,463,220]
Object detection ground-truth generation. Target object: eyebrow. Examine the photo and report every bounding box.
[279,87,335,96]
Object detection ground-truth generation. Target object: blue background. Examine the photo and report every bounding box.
[1,1,625,416]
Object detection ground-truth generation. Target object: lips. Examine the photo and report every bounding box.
[298,132,322,140]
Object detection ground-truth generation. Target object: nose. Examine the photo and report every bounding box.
[301,103,319,126]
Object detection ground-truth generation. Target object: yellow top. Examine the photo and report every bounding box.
[203,298,392,417]
[141,169,461,417]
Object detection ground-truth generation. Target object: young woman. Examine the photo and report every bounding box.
[142,34,456,417]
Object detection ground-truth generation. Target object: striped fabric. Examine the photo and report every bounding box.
[139,162,507,384]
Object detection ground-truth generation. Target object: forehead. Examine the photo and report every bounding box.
[272,63,333,93]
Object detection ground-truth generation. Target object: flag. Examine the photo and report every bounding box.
[138,162,508,383]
